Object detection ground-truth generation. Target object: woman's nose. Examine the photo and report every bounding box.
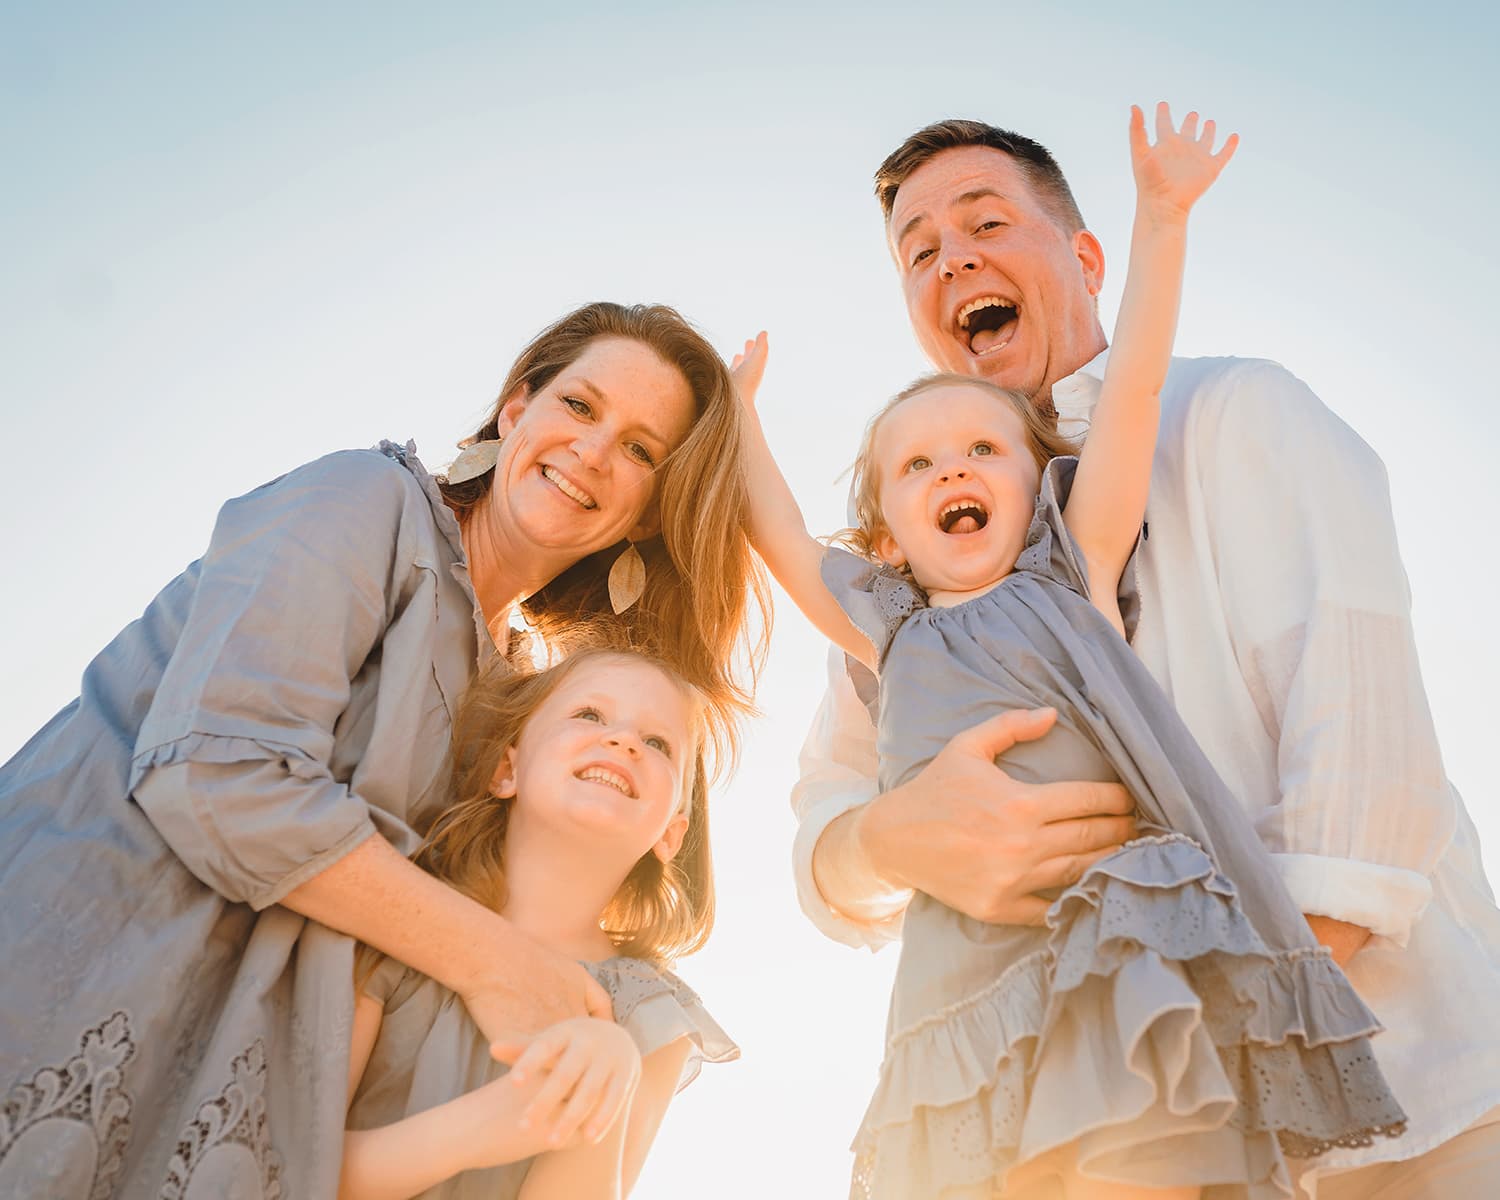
[571,427,611,470]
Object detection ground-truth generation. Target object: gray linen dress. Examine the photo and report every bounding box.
[830,458,1407,1200]
[347,955,737,1198]
[0,441,490,1199]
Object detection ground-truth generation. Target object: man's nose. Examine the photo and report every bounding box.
[940,246,980,281]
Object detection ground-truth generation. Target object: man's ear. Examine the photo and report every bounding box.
[1073,229,1106,299]
[873,528,906,571]
[494,383,531,440]
[489,746,519,799]
[651,813,689,864]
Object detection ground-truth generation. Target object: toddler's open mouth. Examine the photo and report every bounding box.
[938,499,990,535]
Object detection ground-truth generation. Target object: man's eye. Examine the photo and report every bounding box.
[626,442,656,467]
[907,456,931,472]
[971,442,995,456]
[910,248,935,267]
[644,735,671,756]
[563,396,592,417]
[976,220,1005,233]
[572,707,602,723]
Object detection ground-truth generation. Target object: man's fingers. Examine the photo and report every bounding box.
[954,707,1058,759]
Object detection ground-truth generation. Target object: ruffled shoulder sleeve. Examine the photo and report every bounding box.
[1013,456,1142,641]
[358,954,425,1013]
[820,546,926,667]
[589,958,739,1092]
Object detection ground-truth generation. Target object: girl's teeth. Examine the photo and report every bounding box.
[579,767,630,795]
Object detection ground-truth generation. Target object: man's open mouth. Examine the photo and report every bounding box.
[938,498,990,535]
[956,296,1019,356]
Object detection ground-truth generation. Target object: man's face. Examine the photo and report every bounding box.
[887,145,1106,402]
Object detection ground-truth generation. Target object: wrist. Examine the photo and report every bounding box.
[1132,205,1190,237]
[449,908,527,998]
[854,787,910,892]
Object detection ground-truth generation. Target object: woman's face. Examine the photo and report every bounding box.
[493,337,695,561]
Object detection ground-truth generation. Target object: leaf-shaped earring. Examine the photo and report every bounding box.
[447,439,503,484]
[608,541,646,614]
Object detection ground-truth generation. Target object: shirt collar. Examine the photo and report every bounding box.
[1050,346,1110,441]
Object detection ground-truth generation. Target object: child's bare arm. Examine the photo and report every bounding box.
[733,334,878,670]
[1065,104,1237,613]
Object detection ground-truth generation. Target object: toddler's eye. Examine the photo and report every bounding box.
[563,396,593,418]
[644,734,672,757]
[572,706,603,723]
[971,442,995,456]
[907,456,932,473]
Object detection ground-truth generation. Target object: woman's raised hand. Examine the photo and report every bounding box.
[729,331,770,412]
[489,1016,643,1151]
[1129,102,1238,221]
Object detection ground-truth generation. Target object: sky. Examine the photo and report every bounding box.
[2,2,1497,1196]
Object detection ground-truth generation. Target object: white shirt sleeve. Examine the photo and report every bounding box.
[1197,361,1456,945]
[789,644,911,949]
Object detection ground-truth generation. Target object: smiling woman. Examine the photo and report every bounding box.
[0,300,766,1198]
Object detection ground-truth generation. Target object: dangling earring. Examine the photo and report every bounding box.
[608,541,646,614]
[447,438,503,484]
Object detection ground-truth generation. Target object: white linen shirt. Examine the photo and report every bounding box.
[789,350,1500,1186]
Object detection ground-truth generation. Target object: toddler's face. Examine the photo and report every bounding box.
[497,655,695,865]
[872,385,1040,596]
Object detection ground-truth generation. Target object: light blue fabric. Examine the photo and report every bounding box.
[0,442,488,1199]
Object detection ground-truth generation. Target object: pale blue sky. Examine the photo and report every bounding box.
[3,3,1496,1195]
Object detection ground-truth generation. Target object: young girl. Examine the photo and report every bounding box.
[733,107,1407,1198]
[338,646,736,1200]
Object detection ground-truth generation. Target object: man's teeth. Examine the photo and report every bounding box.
[578,766,633,796]
[956,296,1016,330]
[542,465,597,509]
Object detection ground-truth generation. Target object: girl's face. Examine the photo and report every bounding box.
[492,336,696,562]
[496,655,695,865]
[872,384,1040,596]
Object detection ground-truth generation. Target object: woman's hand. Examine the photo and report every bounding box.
[1129,102,1237,223]
[459,937,614,1046]
[491,1017,642,1151]
[729,332,770,412]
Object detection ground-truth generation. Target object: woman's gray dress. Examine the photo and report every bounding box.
[829,458,1407,1200]
[0,441,490,1199]
[347,955,737,1198]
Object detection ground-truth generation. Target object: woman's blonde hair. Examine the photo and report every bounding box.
[356,645,716,988]
[440,302,769,751]
[838,372,1078,559]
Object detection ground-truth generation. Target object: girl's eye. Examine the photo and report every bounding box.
[971,442,995,456]
[626,442,656,467]
[644,734,672,757]
[563,395,593,418]
[907,456,932,473]
[572,706,603,723]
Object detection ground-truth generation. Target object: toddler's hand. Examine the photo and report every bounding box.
[491,1016,642,1149]
[1129,102,1237,222]
[730,331,770,412]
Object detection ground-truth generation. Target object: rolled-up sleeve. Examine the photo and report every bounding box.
[790,645,910,949]
[130,451,412,910]
[1200,363,1455,945]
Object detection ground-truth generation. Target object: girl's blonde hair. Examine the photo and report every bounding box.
[838,372,1078,559]
[440,302,769,750]
[357,645,716,989]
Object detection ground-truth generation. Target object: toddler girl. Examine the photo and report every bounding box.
[733,106,1406,1199]
[338,645,736,1200]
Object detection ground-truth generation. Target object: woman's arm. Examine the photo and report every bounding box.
[1065,104,1237,616]
[731,334,878,670]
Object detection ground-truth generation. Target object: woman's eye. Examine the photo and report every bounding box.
[644,735,671,756]
[572,706,603,723]
[907,456,931,473]
[563,396,592,418]
[626,442,656,467]
[971,442,995,456]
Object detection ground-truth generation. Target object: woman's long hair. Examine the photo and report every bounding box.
[440,302,769,762]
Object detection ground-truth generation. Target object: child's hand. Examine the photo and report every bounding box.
[1129,102,1237,222]
[491,1016,641,1149]
[729,331,770,412]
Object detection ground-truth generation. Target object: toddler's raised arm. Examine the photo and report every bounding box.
[1064,103,1237,615]
[732,334,879,671]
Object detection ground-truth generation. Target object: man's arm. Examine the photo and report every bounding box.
[1199,361,1457,954]
[792,649,1139,937]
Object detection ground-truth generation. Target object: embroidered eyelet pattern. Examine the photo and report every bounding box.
[0,1011,136,1200]
[159,1040,283,1200]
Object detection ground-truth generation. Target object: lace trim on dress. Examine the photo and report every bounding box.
[850,834,1407,1200]
[590,958,740,1091]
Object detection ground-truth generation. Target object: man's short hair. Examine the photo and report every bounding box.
[874,119,1087,234]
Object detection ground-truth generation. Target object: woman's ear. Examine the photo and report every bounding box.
[651,813,689,864]
[489,746,519,799]
[494,383,531,439]
[626,505,662,543]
